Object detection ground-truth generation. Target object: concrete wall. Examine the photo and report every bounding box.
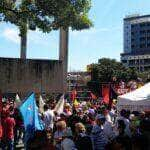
[0,57,63,96]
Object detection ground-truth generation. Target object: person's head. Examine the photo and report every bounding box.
[44,104,49,111]
[75,122,86,134]
[140,111,145,119]
[120,109,126,117]
[95,114,106,126]
[60,113,67,120]
[56,121,67,131]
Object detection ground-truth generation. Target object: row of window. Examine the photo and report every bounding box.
[131,37,150,41]
[131,30,150,35]
[131,23,150,28]
[131,43,150,48]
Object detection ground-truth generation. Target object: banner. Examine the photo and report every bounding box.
[102,84,110,104]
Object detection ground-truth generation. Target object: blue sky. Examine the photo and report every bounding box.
[0,0,150,71]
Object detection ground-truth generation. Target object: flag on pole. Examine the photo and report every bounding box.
[73,99,79,106]
[90,92,97,100]
[71,89,77,101]
[54,95,65,115]
[19,93,44,142]
[102,84,110,104]
[39,95,45,114]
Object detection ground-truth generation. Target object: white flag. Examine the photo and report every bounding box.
[54,95,65,115]
[39,95,45,114]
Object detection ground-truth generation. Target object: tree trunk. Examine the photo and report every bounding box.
[20,23,27,59]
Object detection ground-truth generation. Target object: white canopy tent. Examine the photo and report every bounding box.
[117,83,150,111]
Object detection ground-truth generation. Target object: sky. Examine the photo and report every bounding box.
[0,0,150,71]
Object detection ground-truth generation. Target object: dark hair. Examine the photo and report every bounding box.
[44,104,49,111]
[120,109,126,117]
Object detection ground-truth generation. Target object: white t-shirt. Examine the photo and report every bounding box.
[43,109,54,130]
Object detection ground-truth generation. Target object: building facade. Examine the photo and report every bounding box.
[121,14,150,71]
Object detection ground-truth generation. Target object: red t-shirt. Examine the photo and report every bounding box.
[3,117,16,139]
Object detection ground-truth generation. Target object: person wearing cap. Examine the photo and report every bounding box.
[91,114,108,150]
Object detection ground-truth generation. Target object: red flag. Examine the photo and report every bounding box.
[102,84,110,104]
[90,92,97,100]
[71,89,77,101]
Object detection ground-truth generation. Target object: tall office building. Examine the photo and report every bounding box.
[121,14,150,72]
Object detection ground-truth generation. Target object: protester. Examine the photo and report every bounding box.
[0,91,150,150]
[75,122,93,150]
[116,109,131,137]
[54,120,67,150]
[1,110,16,150]
[43,104,54,131]
[91,114,108,150]
[61,127,75,150]
[13,108,24,146]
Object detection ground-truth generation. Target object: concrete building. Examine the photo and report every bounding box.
[121,14,150,72]
[0,28,68,97]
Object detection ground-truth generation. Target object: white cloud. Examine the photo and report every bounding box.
[3,28,20,44]
[70,26,121,37]
[70,28,108,36]
[2,27,58,47]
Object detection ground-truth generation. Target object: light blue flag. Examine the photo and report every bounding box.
[19,93,44,143]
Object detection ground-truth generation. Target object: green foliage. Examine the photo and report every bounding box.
[138,71,150,82]
[91,58,138,83]
[0,0,92,33]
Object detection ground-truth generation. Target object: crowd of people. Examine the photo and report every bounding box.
[0,96,150,150]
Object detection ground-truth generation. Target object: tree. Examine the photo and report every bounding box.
[0,0,92,58]
[90,58,138,83]
[138,71,150,82]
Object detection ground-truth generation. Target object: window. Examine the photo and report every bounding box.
[140,30,146,34]
[140,23,146,27]
[131,45,135,48]
[140,44,146,48]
